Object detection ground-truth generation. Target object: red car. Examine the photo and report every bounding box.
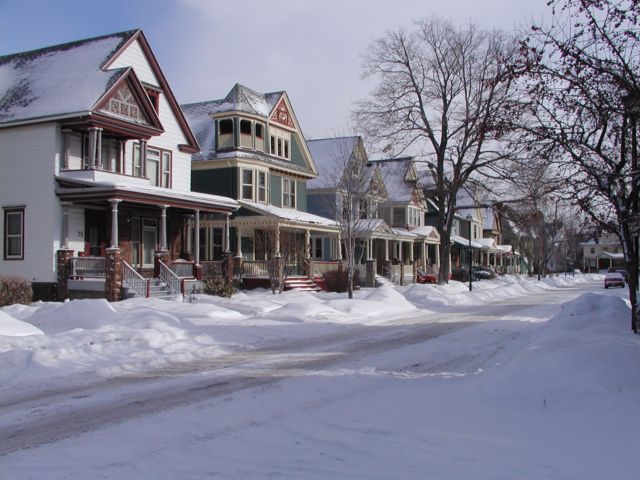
[604,272,625,289]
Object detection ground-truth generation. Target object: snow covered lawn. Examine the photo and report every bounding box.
[1,274,639,479]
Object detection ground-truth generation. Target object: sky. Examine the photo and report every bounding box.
[0,0,549,139]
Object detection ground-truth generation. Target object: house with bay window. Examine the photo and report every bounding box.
[182,84,340,287]
[0,30,238,300]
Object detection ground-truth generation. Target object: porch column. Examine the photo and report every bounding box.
[398,241,403,262]
[61,129,72,170]
[422,242,427,268]
[224,213,231,253]
[94,128,103,169]
[88,127,98,169]
[436,244,440,266]
[61,202,71,249]
[236,228,243,257]
[194,209,200,265]
[275,224,281,256]
[305,229,311,258]
[159,205,168,251]
[409,241,414,262]
[365,238,370,261]
[139,139,148,177]
[337,232,342,259]
[109,199,121,249]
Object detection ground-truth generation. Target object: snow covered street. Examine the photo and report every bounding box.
[1,275,639,479]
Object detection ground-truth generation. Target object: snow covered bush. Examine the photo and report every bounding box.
[202,278,235,298]
[0,276,32,307]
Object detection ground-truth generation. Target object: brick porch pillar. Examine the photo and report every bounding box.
[223,252,234,287]
[56,249,74,300]
[105,248,123,302]
[365,259,376,288]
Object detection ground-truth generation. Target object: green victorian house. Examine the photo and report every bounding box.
[181,84,340,287]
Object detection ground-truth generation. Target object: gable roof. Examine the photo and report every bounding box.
[0,30,200,152]
[0,30,137,125]
[306,136,360,189]
[369,157,420,204]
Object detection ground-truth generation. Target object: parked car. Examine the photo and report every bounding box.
[604,272,626,289]
[472,266,494,280]
[608,267,628,283]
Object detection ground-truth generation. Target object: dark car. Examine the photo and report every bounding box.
[604,272,625,289]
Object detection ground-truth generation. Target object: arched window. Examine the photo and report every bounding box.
[218,119,234,149]
[239,119,253,148]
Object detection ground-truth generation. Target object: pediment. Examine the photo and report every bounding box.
[97,80,152,126]
[270,98,295,128]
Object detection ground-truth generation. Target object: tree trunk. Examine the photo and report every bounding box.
[438,235,452,285]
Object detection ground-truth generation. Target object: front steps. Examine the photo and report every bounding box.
[284,276,322,292]
[123,277,174,299]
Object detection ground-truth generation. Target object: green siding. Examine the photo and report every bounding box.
[290,133,307,169]
[296,180,307,212]
[270,174,282,207]
[192,167,237,199]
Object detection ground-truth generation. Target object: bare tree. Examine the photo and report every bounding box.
[354,17,517,284]
[507,0,640,332]
[254,227,304,294]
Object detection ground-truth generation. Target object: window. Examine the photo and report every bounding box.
[242,169,254,200]
[3,208,24,260]
[146,148,161,186]
[283,178,296,208]
[145,88,160,112]
[270,128,291,160]
[258,171,267,203]
[133,144,142,177]
[101,138,122,173]
[313,237,324,259]
[162,151,171,188]
[591,247,596,254]
[359,199,368,219]
[393,207,406,226]
[239,119,252,148]
[255,123,265,151]
[218,119,234,149]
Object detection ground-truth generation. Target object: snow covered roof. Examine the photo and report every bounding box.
[451,234,483,249]
[370,158,416,203]
[475,238,498,251]
[0,30,138,126]
[239,201,338,228]
[55,176,239,211]
[411,225,441,243]
[497,244,513,254]
[391,227,418,239]
[207,84,282,118]
[306,137,359,189]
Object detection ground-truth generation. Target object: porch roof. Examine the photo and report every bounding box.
[354,218,396,240]
[475,237,498,251]
[411,225,441,244]
[55,176,239,213]
[238,201,339,231]
[600,251,624,260]
[451,234,483,249]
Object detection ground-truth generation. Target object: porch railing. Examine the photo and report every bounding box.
[309,260,342,276]
[170,260,194,278]
[242,260,269,276]
[71,256,106,279]
[159,260,181,295]
[122,260,150,298]
[202,260,224,278]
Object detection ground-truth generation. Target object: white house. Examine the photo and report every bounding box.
[0,30,238,300]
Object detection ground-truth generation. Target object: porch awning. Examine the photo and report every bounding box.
[411,225,441,244]
[497,244,513,255]
[599,251,624,260]
[451,234,482,249]
[55,176,239,213]
[354,219,396,240]
[392,227,419,241]
[238,201,339,232]
[475,238,498,251]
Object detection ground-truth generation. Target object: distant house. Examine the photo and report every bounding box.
[581,232,625,272]
[0,30,238,300]
[182,85,339,287]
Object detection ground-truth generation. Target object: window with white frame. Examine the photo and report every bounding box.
[133,143,143,177]
[218,118,234,149]
[392,207,406,226]
[257,171,267,203]
[270,127,291,160]
[283,178,296,208]
[161,151,171,188]
[4,207,24,260]
[312,237,324,259]
[242,168,254,200]
[146,148,161,186]
[239,119,253,149]
[133,144,172,187]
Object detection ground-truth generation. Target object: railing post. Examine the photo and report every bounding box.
[56,249,74,300]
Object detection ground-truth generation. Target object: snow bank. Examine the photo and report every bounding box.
[0,310,44,337]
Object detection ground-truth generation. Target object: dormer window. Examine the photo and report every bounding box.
[145,88,160,112]
[255,123,264,151]
[269,126,291,160]
[218,119,234,149]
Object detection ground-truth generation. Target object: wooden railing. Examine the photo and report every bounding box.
[70,256,105,278]
[122,260,150,298]
[242,260,269,276]
[159,260,181,295]
[170,260,194,278]
[308,260,342,276]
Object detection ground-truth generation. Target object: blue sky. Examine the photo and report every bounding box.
[0,0,548,138]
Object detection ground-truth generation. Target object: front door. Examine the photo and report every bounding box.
[142,218,157,268]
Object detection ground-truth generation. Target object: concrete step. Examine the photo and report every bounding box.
[284,276,322,292]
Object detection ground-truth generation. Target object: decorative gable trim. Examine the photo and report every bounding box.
[103,30,200,152]
[270,97,295,128]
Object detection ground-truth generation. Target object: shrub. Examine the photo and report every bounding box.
[0,276,33,307]
[323,268,360,293]
[202,277,235,298]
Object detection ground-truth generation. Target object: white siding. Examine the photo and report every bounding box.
[0,123,62,282]
[108,39,159,87]
[110,40,191,192]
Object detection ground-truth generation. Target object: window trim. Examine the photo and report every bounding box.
[134,143,172,188]
[282,178,296,209]
[241,168,255,201]
[3,207,25,260]
[257,171,268,203]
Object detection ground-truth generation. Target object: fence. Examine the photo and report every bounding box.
[170,260,194,278]
[122,260,150,297]
[70,256,105,278]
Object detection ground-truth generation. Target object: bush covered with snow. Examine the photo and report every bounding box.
[202,278,235,298]
[323,269,360,293]
[0,276,32,307]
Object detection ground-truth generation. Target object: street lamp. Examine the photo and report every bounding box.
[466,214,473,292]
